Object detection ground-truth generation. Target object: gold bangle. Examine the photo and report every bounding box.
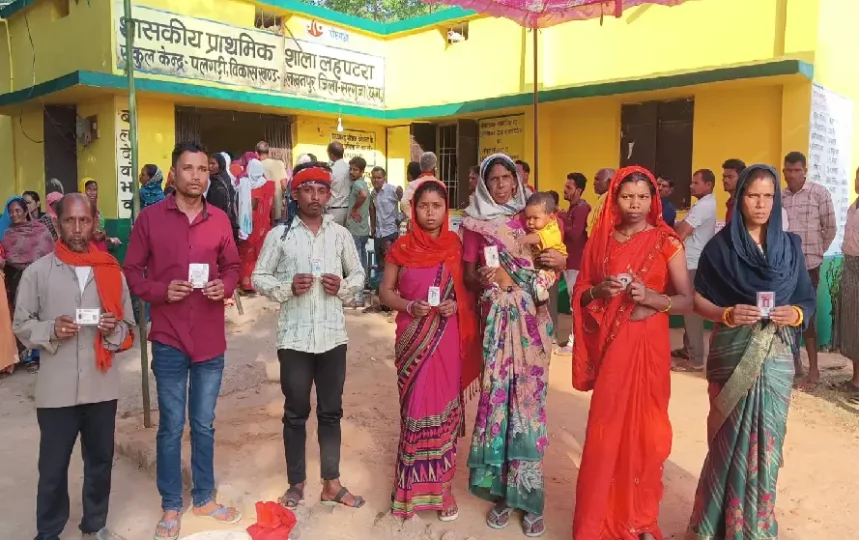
[659,294,672,313]
[587,287,594,301]
[721,307,737,328]
[790,305,804,327]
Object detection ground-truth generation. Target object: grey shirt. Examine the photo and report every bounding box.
[13,253,136,409]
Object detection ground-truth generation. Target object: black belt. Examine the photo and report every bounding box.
[329,206,348,209]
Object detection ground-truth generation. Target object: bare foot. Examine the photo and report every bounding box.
[797,370,821,391]
[154,511,180,539]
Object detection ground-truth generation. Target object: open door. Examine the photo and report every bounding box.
[456,119,478,209]
[410,123,436,161]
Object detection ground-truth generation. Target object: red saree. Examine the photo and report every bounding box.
[572,166,682,540]
[239,181,275,291]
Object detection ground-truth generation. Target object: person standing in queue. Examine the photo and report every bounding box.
[14,193,135,540]
[123,141,242,540]
[252,161,367,510]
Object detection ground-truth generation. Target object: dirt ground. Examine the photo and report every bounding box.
[0,296,856,540]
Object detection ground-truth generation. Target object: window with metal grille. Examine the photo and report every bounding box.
[437,124,458,207]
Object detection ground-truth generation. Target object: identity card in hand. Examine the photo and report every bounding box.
[75,308,100,326]
[189,263,210,289]
[757,291,775,318]
[428,286,441,307]
[484,245,500,268]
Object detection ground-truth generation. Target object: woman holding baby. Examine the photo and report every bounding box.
[460,154,567,537]
[380,179,481,522]
[571,166,693,540]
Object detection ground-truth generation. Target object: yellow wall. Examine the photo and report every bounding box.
[384,0,819,109]
[535,85,786,219]
[385,125,410,189]
[0,115,15,202]
[293,115,386,172]
[77,97,118,217]
[137,96,175,186]
[0,0,111,93]
[10,107,44,198]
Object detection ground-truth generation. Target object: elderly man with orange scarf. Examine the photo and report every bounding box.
[13,193,135,540]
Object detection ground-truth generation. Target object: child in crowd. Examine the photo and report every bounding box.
[517,191,567,302]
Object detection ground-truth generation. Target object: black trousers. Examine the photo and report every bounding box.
[278,345,347,486]
[35,400,117,540]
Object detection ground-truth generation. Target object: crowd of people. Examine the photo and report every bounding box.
[1,137,857,540]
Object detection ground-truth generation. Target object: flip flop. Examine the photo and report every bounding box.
[829,380,859,393]
[321,486,365,508]
[522,513,546,538]
[153,518,180,540]
[278,485,305,508]
[671,361,704,373]
[486,505,513,530]
[194,504,242,525]
[438,505,459,522]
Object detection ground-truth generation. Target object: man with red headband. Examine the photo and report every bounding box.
[252,161,367,510]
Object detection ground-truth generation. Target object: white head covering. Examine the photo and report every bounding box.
[464,153,527,221]
[296,154,312,166]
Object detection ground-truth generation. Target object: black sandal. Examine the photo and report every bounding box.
[278,484,304,508]
[321,486,365,508]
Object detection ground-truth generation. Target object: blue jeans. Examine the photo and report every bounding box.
[353,235,368,302]
[151,342,224,512]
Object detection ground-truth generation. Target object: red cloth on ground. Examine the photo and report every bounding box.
[246,501,296,540]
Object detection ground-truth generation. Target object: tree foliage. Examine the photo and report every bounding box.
[299,0,448,22]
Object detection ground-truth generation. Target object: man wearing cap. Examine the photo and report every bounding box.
[252,160,366,510]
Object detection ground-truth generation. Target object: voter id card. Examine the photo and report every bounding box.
[484,245,500,268]
[616,273,633,289]
[428,286,441,307]
[757,291,775,318]
[76,308,100,326]
[188,263,210,289]
[311,258,323,278]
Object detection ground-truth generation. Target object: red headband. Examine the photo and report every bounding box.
[292,167,332,189]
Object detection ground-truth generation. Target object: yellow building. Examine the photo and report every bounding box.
[0,0,856,337]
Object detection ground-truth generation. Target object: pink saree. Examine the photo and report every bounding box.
[392,264,462,518]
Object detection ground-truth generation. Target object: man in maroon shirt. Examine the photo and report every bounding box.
[557,172,591,354]
[123,141,242,540]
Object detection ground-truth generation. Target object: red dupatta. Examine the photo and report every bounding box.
[571,166,679,391]
[387,180,481,394]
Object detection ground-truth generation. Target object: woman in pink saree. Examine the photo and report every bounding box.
[380,180,480,521]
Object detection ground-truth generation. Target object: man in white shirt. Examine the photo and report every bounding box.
[326,142,350,226]
[252,161,366,510]
[672,168,717,371]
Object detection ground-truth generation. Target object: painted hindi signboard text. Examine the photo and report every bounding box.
[113,4,385,107]
[478,115,525,161]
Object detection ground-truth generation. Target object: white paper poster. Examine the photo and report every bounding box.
[808,84,854,257]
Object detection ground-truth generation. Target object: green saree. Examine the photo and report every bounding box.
[686,322,795,540]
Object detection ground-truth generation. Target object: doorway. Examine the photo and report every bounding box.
[175,107,293,165]
[43,105,78,195]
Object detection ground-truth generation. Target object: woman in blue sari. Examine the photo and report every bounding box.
[686,165,816,540]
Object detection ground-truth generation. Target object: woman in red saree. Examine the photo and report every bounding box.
[572,167,693,540]
[238,157,275,292]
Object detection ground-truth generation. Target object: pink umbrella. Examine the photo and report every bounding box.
[424,0,693,186]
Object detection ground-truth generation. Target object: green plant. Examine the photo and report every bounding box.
[824,258,843,352]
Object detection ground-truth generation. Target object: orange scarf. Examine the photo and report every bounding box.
[387,180,481,394]
[54,241,134,372]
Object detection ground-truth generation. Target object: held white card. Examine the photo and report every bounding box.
[428,286,441,307]
[311,258,323,278]
[757,291,775,318]
[484,245,500,268]
[188,263,210,289]
[616,273,633,289]
[75,308,100,326]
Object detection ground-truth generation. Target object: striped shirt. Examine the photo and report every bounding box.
[252,216,365,354]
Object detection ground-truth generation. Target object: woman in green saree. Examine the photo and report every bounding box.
[686,164,816,540]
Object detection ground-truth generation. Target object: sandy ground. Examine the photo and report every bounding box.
[0,296,857,540]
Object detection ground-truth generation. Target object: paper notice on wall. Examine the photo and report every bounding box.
[808,84,854,257]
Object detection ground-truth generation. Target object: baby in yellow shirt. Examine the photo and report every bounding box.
[517,192,567,302]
